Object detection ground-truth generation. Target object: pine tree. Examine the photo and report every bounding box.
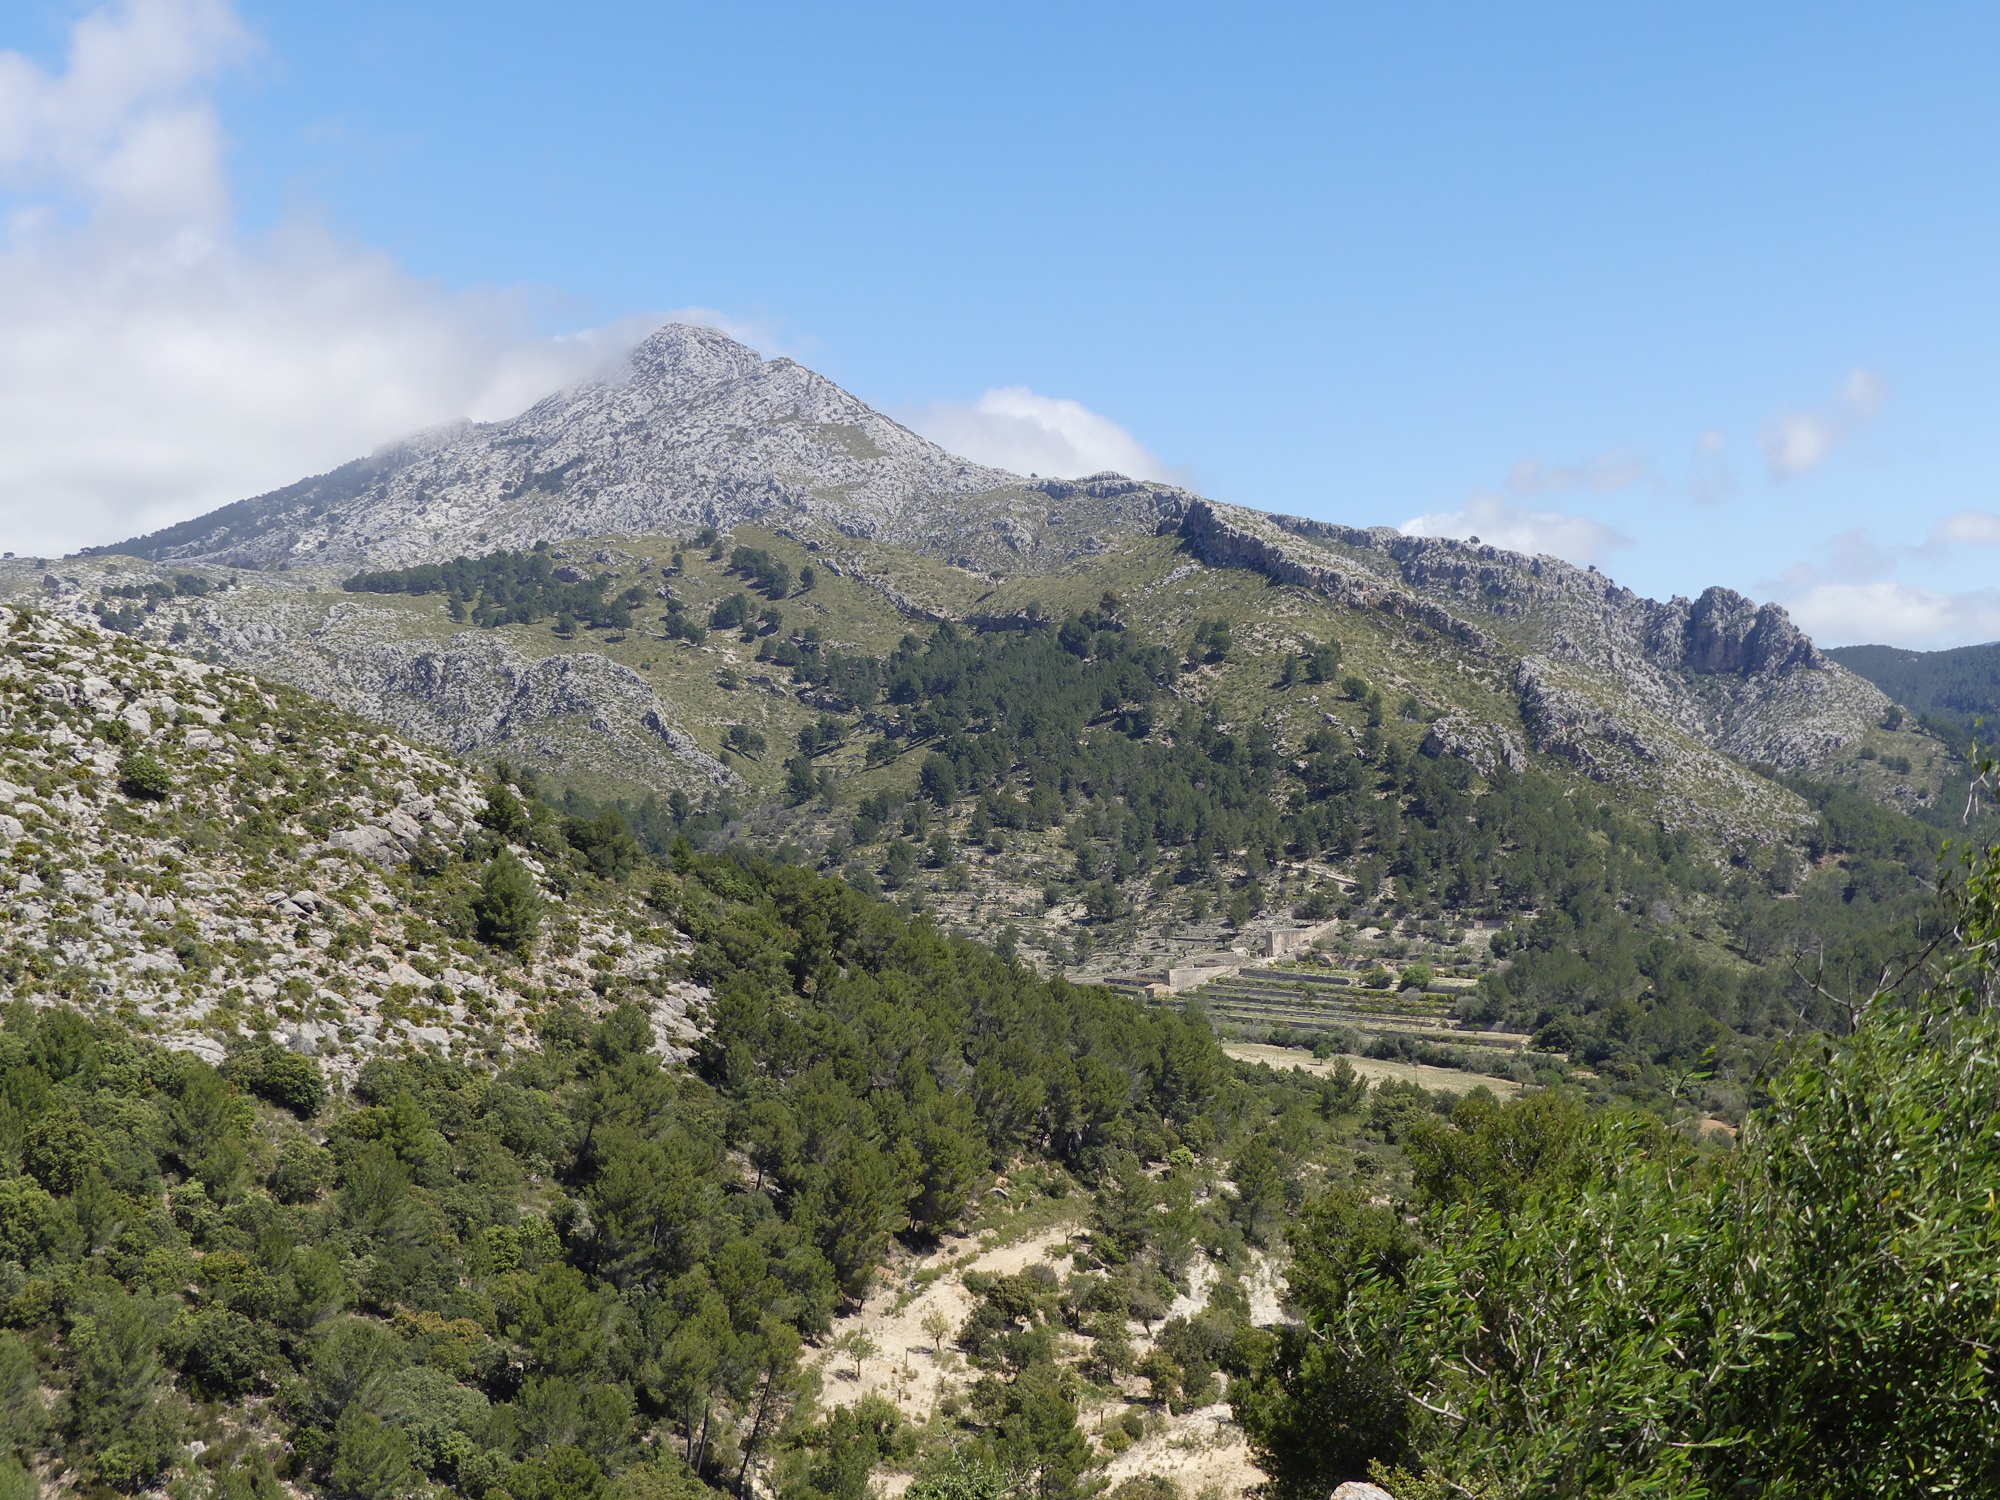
[474,849,542,950]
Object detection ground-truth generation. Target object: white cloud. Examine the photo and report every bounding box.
[907,386,1173,482]
[1785,581,2000,650]
[1399,493,1631,566]
[1759,368,1887,481]
[0,0,651,559]
[1505,449,1645,496]
[1920,507,2000,554]
[662,305,814,362]
[1821,526,1896,583]
[1770,510,2000,647]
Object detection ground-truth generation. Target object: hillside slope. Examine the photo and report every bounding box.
[23,324,1970,987]
[0,601,695,1079]
[0,599,1328,1500]
[1829,638,2000,739]
[1173,499,1896,821]
[52,323,1908,828]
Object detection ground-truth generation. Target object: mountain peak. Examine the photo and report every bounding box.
[82,324,1061,570]
[624,321,767,395]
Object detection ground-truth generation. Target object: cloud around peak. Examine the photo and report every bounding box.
[905,387,1175,483]
[0,0,650,559]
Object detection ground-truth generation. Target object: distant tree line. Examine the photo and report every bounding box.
[343,548,648,633]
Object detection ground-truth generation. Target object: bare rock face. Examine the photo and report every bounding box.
[1676,586,1822,675]
[357,633,735,788]
[1420,712,1526,776]
[1514,655,1666,779]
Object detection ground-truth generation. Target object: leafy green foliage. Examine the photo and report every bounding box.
[1830,639,2000,737]
[717,610,1932,1090]
[728,546,793,601]
[1237,832,2000,1498]
[224,1039,329,1119]
[92,571,215,632]
[0,822,1267,1497]
[564,809,641,881]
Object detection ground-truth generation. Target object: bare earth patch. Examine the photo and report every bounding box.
[1224,1041,1522,1097]
[810,1210,1279,1500]
[809,1219,1083,1430]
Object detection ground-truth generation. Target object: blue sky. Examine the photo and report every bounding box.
[2,1,1998,646]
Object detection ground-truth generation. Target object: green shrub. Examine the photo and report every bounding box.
[505,1445,608,1500]
[171,1306,277,1400]
[565,809,640,880]
[0,1333,45,1455]
[117,753,171,800]
[270,1137,333,1204]
[248,1047,327,1118]
[328,1408,420,1500]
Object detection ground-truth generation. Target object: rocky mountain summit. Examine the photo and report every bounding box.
[89,322,1192,575]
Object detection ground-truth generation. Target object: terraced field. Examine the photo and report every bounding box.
[1109,964,1531,1051]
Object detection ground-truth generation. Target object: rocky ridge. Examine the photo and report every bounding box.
[220,589,736,791]
[29,564,737,799]
[0,602,700,1083]
[1176,498,1888,830]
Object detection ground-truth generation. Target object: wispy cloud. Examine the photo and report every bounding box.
[1786,582,2000,651]
[1689,428,1735,506]
[906,387,1173,482]
[1759,368,1887,481]
[1918,507,2000,556]
[1505,449,1646,496]
[1499,431,1740,510]
[0,0,652,558]
[1400,492,1631,566]
[662,306,816,362]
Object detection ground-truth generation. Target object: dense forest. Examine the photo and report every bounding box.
[0,751,1345,1500]
[343,549,650,633]
[1830,639,2000,744]
[10,569,2000,1498]
[5,760,1990,1498]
